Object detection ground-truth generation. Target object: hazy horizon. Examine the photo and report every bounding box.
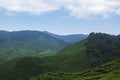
[1,29,120,36]
[0,0,120,35]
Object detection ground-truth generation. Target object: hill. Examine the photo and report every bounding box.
[86,33,120,67]
[52,40,89,72]
[43,31,88,43]
[0,57,52,80]
[45,32,120,72]
[30,59,120,80]
[0,32,120,80]
[0,30,68,63]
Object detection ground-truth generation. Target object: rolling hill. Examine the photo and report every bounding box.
[0,32,120,80]
[0,30,68,63]
[44,32,120,72]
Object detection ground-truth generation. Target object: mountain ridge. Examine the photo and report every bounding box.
[43,31,88,43]
[0,32,120,80]
[0,30,68,63]
[0,30,87,63]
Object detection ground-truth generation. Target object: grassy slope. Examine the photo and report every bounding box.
[38,50,57,57]
[30,59,120,80]
[42,40,89,72]
[0,40,88,80]
[55,40,89,71]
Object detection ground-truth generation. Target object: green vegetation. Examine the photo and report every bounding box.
[0,57,53,80]
[0,40,88,80]
[30,59,120,80]
[86,33,120,67]
[0,31,68,63]
[38,50,57,57]
[0,32,120,80]
[55,40,89,71]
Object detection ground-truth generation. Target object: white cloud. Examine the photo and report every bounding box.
[0,0,60,14]
[63,0,120,19]
[0,0,120,19]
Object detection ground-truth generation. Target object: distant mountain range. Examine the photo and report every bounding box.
[43,31,88,43]
[0,30,87,63]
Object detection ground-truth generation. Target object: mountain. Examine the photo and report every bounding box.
[43,31,88,43]
[0,32,120,80]
[30,58,120,80]
[86,33,120,67]
[0,30,68,62]
[53,32,120,71]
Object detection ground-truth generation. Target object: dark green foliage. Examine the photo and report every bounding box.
[0,57,53,80]
[30,59,120,80]
[86,33,120,67]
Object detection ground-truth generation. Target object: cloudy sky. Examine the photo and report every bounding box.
[0,0,120,35]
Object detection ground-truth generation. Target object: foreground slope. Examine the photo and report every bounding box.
[0,57,53,80]
[30,59,120,80]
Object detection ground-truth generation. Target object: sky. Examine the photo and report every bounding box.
[0,0,120,35]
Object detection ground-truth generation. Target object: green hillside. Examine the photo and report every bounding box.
[55,40,89,71]
[0,57,52,80]
[0,40,89,80]
[86,33,120,67]
[0,31,68,63]
[0,33,120,80]
[46,33,120,72]
[30,59,120,80]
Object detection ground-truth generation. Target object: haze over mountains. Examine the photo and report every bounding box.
[43,31,88,43]
[0,32,120,80]
[0,30,87,63]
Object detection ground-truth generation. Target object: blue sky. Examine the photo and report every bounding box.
[0,0,120,35]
